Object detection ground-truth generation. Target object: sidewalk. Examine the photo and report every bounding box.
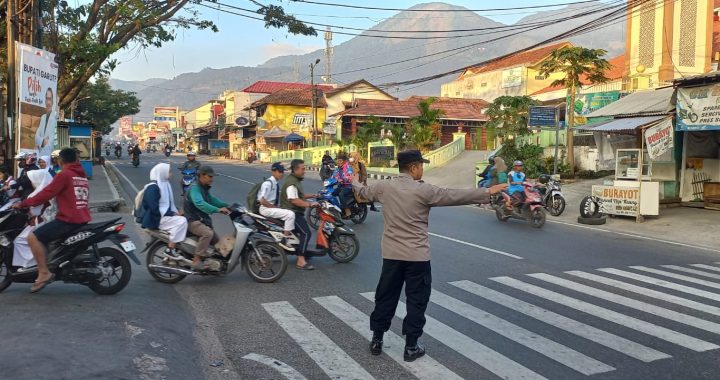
[89,164,123,212]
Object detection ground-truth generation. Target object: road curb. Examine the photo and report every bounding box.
[89,165,124,212]
[103,162,132,212]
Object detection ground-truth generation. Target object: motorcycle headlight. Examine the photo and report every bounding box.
[0,234,10,247]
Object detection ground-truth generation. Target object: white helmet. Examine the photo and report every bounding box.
[51,150,61,158]
[187,151,196,156]
[14,152,27,160]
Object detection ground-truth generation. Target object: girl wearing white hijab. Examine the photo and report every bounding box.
[13,169,56,267]
[141,163,188,254]
[38,155,55,177]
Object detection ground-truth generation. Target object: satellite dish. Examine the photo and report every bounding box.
[235,117,249,126]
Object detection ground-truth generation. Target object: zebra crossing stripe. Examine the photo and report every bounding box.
[529,273,720,336]
[567,271,720,317]
[429,290,615,375]
[661,265,720,280]
[630,266,720,291]
[491,277,720,352]
[314,296,463,380]
[598,268,720,303]
[262,301,375,380]
[691,264,720,273]
[359,292,547,380]
[450,280,670,363]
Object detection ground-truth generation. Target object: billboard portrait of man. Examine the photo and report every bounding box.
[35,88,57,157]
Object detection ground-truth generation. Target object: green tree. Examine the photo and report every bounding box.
[386,124,408,152]
[69,77,140,135]
[537,46,611,175]
[484,95,539,138]
[352,116,384,158]
[1,1,315,110]
[409,98,443,153]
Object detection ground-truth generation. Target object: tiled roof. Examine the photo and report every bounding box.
[331,98,488,121]
[531,55,626,96]
[324,79,396,99]
[242,81,335,94]
[251,88,328,108]
[405,96,489,109]
[461,42,571,78]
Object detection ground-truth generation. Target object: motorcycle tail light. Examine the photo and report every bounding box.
[115,224,125,232]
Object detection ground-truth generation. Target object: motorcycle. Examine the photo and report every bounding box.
[143,204,288,284]
[115,149,122,159]
[537,174,566,216]
[164,147,172,157]
[247,151,256,164]
[132,155,140,168]
[493,183,546,228]
[105,148,110,157]
[0,211,140,294]
[180,168,197,196]
[307,177,367,229]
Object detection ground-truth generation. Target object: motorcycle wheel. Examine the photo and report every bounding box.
[0,254,12,293]
[307,207,321,230]
[495,208,510,222]
[146,243,186,284]
[350,204,368,224]
[88,247,132,295]
[530,209,546,229]
[245,242,288,283]
[329,233,360,263]
[549,195,566,217]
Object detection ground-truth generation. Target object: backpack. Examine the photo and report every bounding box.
[133,182,156,223]
[246,178,271,214]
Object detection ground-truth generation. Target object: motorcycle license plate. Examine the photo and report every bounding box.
[120,241,136,252]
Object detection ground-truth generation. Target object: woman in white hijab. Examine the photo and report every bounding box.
[13,169,56,267]
[38,155,55,177]
[141,163,188,255]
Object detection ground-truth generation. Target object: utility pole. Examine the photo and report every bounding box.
[310,58,320,146]
[324,27,333,83]
[6,0,17,152]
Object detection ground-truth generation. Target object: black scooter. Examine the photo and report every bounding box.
[0,211,140,294]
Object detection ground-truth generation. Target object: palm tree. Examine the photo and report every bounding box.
[409,98,444,153]
[386,124,408,152]
[537,46,611,176]
[352,116,384,158]
[484,95,538,138]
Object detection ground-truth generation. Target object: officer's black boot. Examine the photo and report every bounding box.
[370,331,383,355]
[404,335,425,362]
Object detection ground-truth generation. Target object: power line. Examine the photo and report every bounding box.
[288,0,605,13]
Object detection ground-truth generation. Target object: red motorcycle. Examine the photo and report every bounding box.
[493,183,546,228]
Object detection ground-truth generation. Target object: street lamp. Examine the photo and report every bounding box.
[70,96,91,121]
[310,58,321,146]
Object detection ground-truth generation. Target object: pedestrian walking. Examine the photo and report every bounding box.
[352,150,506,361]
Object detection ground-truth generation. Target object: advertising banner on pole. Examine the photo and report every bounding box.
[644,118,674,160]
[676,84,720,131]
[119,116,133,135]
[17,43,59,156]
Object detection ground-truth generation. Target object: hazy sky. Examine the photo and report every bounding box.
[110,0,601,81]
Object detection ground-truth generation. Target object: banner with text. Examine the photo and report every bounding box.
[644,118,674,160]
[676,84,720,131]
[17,43,59,156]
[591,185,639,216]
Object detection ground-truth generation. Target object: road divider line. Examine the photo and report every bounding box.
[262,301,375,380]
[106,161,139,194]
[630,266,720,290]
[242,353,307,380]
[429,290,614,375]
[491,276,720,352]
[428,232,523,259]
[450,280,669,363]
[216,172,254,185]
[598,268,720,302]
[567,271,720,317]
[314,296,462,380]
[529,273,720,336]
[360,292,548,380]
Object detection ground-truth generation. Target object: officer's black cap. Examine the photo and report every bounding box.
[397,150,430,166]
[271,162,285,173]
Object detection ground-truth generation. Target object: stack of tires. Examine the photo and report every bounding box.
[578,196,607,225]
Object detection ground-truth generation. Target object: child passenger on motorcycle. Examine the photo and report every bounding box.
[333,152,354,217]
[141,163,189,258]
[507,160,526,209]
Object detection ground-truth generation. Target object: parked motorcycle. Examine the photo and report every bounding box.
[537,174,566,216]
[493,183,546,228]
[307,177,367,229]
[0,211,139,294]
[143,204,288,284]
[180,168,197,196]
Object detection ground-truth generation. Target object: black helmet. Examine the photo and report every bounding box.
[488,156,495,165]
[539,174,550,184]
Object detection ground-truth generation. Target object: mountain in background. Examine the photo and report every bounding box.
[113,1,625,120]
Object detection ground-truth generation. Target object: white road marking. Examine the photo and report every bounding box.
[692,264,720,273]
[661,265,720,280]
[216,172,255,185]
[106,161,139,194]
[242,353,308,380]
[567,271,720,317]
[428,232,523,259]
[430,290,615,375]
[491,277,719,352]
[529,273,720,336]
[630,266,720,291]
[598,268,720,303]
[359,292,547,380]
[314,296,462,380]
[450,280,669,363]
[262,301,375,380]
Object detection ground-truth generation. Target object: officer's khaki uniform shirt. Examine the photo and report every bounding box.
[353,173,490,262]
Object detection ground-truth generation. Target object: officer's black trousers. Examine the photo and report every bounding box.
[370,259,432,340]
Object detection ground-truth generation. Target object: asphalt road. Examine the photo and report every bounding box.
[100,153,720,379]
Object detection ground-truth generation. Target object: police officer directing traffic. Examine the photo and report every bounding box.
[352,150,507,361]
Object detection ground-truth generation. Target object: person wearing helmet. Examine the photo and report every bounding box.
[477,156,495,188]
[181,152,201,171]
[50,150,62,175]
[507,160,526,209]
[9,153,39,199]
[332,151,354,217]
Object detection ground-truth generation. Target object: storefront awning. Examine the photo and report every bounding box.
[576,116,666,132]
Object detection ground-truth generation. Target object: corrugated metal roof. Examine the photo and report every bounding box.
[576,116,666,132]
[585,87,675,118]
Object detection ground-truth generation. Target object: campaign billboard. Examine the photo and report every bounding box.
[17,43,59,156]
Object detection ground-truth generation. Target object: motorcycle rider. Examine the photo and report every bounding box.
[489,156,508,186]
[180,152,201,171]
[141,163,188,259]
[183,165,231,270]
[478,156,495,188]
[280,159,321,271]
[320,150,334,181]
[257,162,295,252]
[507,160,526,209]
[332,152,354,218]
[115,143,122,157]
[164,143,173,155]
[10,153,39,199]
[12,148,91,293]
[131,144,142,164]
